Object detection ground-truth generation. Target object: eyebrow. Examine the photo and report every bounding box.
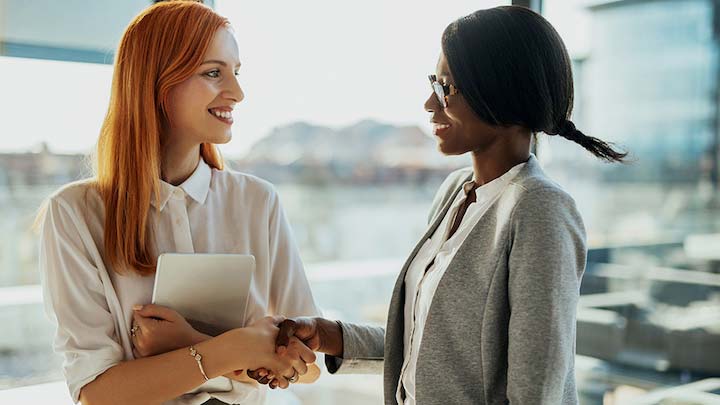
[201,60,242,68]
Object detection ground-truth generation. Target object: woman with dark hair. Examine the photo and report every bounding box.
[254,5,626,405]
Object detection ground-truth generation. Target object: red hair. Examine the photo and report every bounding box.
[96,1,228,275]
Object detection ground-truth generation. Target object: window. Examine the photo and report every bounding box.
[543,0,720,403]
[0,1,503,403]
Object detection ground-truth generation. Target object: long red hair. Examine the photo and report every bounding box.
[96,1,228,275]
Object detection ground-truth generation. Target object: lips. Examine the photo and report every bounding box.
[208,107,234,125]
[431,121,452,136]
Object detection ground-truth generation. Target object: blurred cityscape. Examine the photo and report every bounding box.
[2,0,720,404]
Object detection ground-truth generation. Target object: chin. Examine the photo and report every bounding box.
[436,141,464,156]
[208,132,232,145]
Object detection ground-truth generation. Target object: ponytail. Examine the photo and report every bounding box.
[556,120,628,163]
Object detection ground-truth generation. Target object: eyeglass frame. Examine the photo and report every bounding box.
[428,74,460,108]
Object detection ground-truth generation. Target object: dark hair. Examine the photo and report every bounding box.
[442,6,627,162]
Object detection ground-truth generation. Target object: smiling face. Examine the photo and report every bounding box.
[164,27,244,148]
[424,51,507,156]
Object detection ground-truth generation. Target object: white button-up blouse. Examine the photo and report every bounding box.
[39,159,320,404]
[397,162,526,405]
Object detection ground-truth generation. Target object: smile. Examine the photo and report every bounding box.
[433,123,451,136]
[208,108,233,125]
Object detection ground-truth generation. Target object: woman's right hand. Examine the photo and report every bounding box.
[238,316,316,388]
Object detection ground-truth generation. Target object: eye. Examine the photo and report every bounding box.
[234,70,240,77]
[204,69,221,78]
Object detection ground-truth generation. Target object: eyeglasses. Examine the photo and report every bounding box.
[428,74,460,108]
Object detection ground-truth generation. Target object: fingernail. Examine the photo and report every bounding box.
[259,370,267,377]
[133,305,143,311]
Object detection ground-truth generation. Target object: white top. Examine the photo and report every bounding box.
[396,162,526,405]
[39,159,320,405]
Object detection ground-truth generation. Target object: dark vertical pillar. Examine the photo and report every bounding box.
[512,0,543,13]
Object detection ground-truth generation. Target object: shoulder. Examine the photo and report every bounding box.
[505,169,584,240]
[46,178,102,217]
[210,167,279,203]
[510,173,578,215]
[39,179,103,247]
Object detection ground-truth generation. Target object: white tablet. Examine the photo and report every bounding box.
[152,253,255,331]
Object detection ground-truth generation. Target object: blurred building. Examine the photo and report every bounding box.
[571,0,720,183]
[0,144,87,187]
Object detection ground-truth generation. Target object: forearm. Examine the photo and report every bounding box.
[193,331,262,384]
[80,330,244,405]
[324,321,385,375]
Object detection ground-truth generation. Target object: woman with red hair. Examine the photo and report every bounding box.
[38,2,319,404]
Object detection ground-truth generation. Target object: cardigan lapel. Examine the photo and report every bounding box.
[382,171,473,392]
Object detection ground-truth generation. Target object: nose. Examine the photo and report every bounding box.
[424,91,440,113]
[224,75,245,104]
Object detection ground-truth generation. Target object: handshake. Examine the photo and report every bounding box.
[129,305,343,390]
[245,317,344,389]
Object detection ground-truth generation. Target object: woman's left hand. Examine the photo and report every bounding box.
[130,304,205,358]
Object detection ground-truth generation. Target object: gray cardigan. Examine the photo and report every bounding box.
[326,155,587,404]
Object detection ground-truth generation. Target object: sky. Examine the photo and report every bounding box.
[0,0,584,158]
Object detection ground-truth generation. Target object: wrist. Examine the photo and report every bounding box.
[190,330,212,346]
[194,330,239,379]
[224,328,252,368]
[317,318,343,357]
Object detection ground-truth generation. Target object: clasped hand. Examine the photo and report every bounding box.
[247,317,344,389]
[129,304,316,388]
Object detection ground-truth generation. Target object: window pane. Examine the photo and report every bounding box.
[543,0,720,403]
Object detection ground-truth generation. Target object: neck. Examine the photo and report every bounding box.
[161,141,202,186]
[470,133,531,186]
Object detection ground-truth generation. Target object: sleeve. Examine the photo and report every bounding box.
[39,198,124,403]
[266,187,321,318]
[506,187,587,404]
[324,321,385,375]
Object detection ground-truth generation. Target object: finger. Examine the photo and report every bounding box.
[286,317,318,343]
[290,337,317,364]
[292,361,308,376]
[133,304,178,321]
[130,325,141,348]
[246,369,267,380]
[132,312,154,333]
[131,314,143,335]
[270,377,288,389]
[275,319,297,348]
[275,376,290,389]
